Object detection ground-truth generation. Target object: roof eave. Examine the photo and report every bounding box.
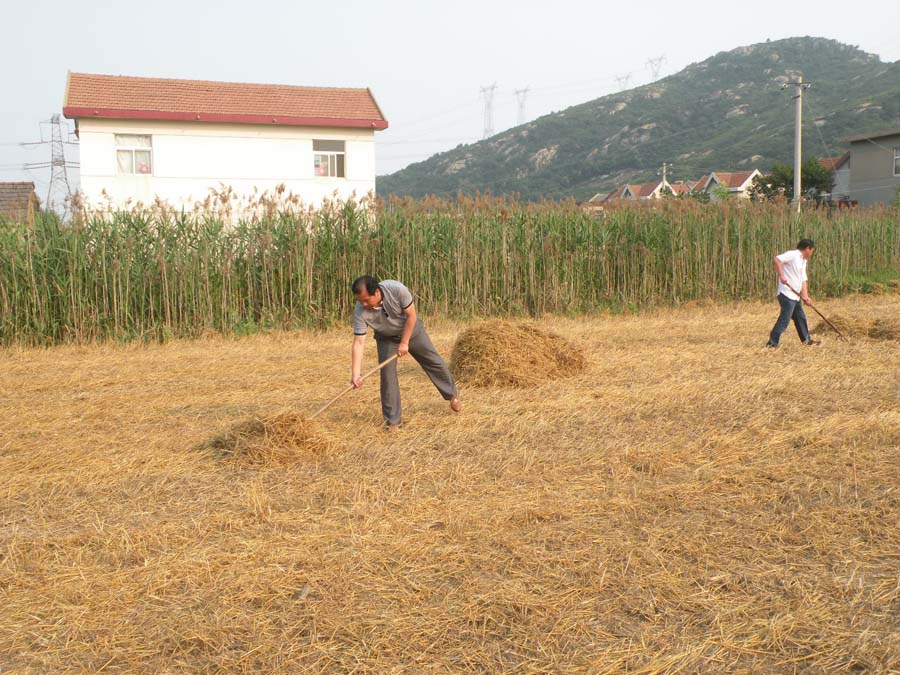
[62,107,389,130]
[843,126,900,144]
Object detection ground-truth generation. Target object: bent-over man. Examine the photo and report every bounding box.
[350,276,461,428]
[766,238,820,349]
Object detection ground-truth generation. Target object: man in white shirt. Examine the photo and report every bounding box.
[350,275,461,428]
[765,238,820,348]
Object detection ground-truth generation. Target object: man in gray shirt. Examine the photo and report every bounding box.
[350,275,461,428]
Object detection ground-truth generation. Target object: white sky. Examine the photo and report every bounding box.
[2,0,899,202]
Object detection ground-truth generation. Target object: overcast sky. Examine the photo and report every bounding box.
[2,0,899,202]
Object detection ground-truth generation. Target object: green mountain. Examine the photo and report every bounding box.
[377,37,900,200]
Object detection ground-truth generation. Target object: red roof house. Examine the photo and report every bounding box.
[63,72,389,212]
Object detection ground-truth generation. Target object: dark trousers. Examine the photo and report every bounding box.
[768,293,811,346]
[375,321,457,425]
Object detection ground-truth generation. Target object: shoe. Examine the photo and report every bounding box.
[382,422,403,432]
[765,342,779,349]
[449,396,462,413]
[803,339,821,346]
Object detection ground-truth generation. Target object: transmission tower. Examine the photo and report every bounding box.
[46,114,72,214]
[514,87,530,125]
[615,74,632,91]
[480,83,498,139]
[646,55,667,81]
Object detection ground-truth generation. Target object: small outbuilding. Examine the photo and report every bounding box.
[0,182,41,224]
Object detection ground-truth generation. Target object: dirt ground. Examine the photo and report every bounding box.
[1,295,899,674]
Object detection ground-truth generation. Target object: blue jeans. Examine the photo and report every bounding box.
[768,293,811,346]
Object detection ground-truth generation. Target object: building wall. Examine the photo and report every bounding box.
[76,118,377,212]
[832,164,850,200]
[849,133,900,206]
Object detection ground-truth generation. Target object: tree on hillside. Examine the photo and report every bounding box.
[748,159,834,201]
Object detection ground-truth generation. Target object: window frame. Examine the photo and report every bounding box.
[313,139,346,178]
[893,147,900,177]
[115,134,153,176]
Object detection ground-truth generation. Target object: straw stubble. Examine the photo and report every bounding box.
[1,294,899,673]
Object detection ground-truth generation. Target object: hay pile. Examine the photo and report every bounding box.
[811,313,873,338]
[812,314,900,341]
[203,412,339,464]
[450,319,586,387]
[868,317,900,341]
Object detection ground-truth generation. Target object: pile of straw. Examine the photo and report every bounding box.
[811,313,873,338]
[812,314,900,341]
[203,412,339,464]
[868,317,900,341]
[450,319,586,388]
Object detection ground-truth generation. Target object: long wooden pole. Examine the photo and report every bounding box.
[786,283,846,341]
[310,354,400,419]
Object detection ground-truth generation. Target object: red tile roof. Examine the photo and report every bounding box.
[600,186,627,202]
[818,153,849,171]
[710,170,758,189]
[691,175,709,191]
[631,181,664,198]
[63,72,388,130]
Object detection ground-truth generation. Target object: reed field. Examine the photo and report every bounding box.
[1,197,899,345]
[2,293,899,673]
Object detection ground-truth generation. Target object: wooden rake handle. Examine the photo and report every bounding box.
[310,354,400,419]
[785,283,846,342]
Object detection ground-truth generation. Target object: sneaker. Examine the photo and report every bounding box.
[449,396,462,413]
[803,339,821,346]
[765,342,779,349]
[382,422,403,432]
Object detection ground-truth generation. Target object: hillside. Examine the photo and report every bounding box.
[377,37,900,200]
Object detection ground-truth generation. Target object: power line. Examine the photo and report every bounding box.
[46,114,73,215]
[479,83,498,140]
[646,55,667,81]
[514,87,530,126]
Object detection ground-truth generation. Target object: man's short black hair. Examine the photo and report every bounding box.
[352,275,380,295]
[797,238,815,250]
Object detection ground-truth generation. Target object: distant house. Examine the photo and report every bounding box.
[586,169,763,206]
[589,181,671,204]
[699,170,762,200]
[0,182,41,224]
[818,153,850,200]
[844,128,900,206]
[63,72,389,212]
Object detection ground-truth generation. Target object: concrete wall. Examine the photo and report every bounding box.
[832,163,850,200]
[849,132,900,206]
[76,118,377,212]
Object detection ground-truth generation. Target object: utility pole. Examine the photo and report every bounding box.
[783,77,810,213]
[47,113,72,215]
[480,83,498,139]
[514,87,530,126]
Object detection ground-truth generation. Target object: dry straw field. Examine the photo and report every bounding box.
[2,294,899,673]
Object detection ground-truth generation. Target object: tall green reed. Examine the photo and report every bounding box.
[1,196,897,345]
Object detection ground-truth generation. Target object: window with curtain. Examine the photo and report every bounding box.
[115,134,153,175]
[313,140,345,178]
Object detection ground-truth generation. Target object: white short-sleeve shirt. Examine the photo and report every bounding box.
[776,249,808,301]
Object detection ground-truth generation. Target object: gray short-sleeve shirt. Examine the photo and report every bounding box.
[352,280,414,336]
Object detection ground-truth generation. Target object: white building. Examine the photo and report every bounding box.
[63,72,388,212]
